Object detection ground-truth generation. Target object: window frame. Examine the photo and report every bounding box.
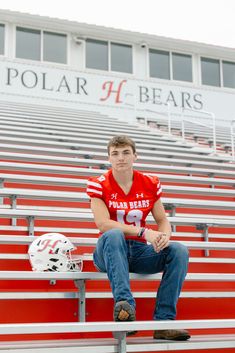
[148,48,170,80]
[14,24,68,65]
[0,22,6,57]
[200,56,235,90]
[110,41,133,74]
[43,30,68,65]
[85,38,109,71]
[172,52,193,83]
[200,56,221,88]
[148,47,193,84]
[85,37,134,75]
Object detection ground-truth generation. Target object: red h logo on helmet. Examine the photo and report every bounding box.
[37,239,62,254]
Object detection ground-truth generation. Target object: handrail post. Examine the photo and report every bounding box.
[167,102,171,135]
[182,120,185,140]
[181,107,217,154]
[211,112,217,155]
[231,120,235,161]
[181,108,186,141]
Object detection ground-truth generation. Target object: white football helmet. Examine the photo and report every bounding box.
[28,233,83,272]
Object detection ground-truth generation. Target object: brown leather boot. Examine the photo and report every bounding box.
[113,300,137,336]
[153,329,191,341]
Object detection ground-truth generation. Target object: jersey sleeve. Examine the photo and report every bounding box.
[151,175,162,201]
[155,177,162,201]
[86,176,103,200]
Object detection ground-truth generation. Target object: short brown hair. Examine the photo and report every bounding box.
[107,135,136,154]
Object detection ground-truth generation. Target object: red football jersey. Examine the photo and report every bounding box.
[86,169,162,241]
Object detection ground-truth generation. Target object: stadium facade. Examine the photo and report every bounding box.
[0,9,235,124]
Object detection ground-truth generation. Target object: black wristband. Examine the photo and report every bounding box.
[137,227,146,238]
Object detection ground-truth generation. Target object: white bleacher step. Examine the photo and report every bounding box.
[0,334,234,353]
[0,135,213,155]
[0,128,182,149]
[2,206,235,224]
[0,119,225,150]
[0,143,233,166]
[0,271,234,282]
[1,203,235,217]
[0,112,128,126]
[0,100,111,117]
[1,160,234,178]
[1,188,235,210]
[0,118,170,138]
[0,235,234,251]
[0,123,171,142]
[0,228,234,240]
[2,142,226,162]
[0,291,234,300]
[0,150,234,171]
[0,319,234,334]
[0,172,235,188]
[0,209,235,228]
[1,253,234,264]
[0,148,235,171]
[0,225,100,234]
[0,107,113,121]
[0,121,160,141]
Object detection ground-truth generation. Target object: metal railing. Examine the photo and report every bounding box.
[140,105,217,152]
[231,120,235,161]
[180,107,217,154]
[124,97,234,159]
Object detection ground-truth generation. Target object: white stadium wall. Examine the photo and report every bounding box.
[0,9,235,125]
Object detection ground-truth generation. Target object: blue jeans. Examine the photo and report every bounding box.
[93,229,189,320]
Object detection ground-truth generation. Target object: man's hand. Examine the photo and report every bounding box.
[144,229,170,253]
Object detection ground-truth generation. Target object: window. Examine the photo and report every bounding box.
[16,27,67,64]
[43,31,67,64]
[201,57,220,87]
[86,39,108,70]
[222,61,235,89]
[16,27,40,61]
[172,53,192,82]
[149,49,192,82]
[86,39,132,73]
[111,43,132,73]
[149,49,170,79]
[0,24,5,55]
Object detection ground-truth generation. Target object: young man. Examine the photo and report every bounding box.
[86,135,190,340]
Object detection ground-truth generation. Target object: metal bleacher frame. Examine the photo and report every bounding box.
[0,233,234,352]
[0,101,234,352]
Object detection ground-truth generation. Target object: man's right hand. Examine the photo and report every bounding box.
[144,229,170,253]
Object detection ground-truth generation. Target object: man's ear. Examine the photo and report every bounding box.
[134,153,138,161]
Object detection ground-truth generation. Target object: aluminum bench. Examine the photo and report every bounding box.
[0,320,234,353]
[1,160,235,178]
[0,151,235,174]
[1,171,235,189]
[1,142,233,163]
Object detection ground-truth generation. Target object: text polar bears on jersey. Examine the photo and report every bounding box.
[86,170,162,241]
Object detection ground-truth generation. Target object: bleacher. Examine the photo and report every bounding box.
[0,101,234,352]
[140,115,233,154]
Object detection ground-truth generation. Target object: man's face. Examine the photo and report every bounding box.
[108,145,137,172]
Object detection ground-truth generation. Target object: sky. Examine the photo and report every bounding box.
[0,0,235,48]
